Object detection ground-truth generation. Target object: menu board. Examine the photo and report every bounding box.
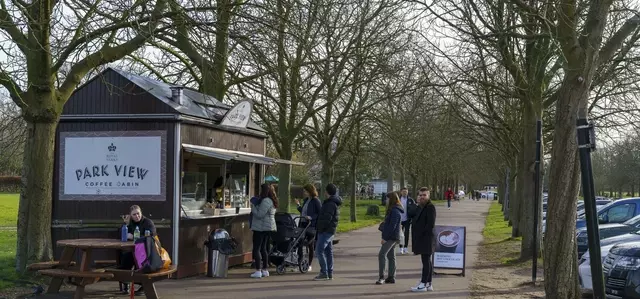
[433,225,466,269]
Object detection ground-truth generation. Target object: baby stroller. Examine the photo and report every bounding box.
[269,212,313,275]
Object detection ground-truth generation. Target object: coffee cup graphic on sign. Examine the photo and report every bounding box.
[437,230,460,253]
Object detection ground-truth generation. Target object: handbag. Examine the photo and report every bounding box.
[153,235,172,269]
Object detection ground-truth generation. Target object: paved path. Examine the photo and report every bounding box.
[34,199,492,299]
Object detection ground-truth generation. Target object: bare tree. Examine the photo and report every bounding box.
[0,98,24,175]
[0,0,172,271]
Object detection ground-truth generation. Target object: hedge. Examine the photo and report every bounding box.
[0,176,20,193]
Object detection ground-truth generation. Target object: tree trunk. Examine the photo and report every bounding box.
[520,103,542,260]
[276,143,294,212]
[350,156,357,222]
[386,158,394,193]
[544,82,584,299]
[16,120,57,271]
[511,157,523,237]
[400,165,406,189]
[320,158,335,200]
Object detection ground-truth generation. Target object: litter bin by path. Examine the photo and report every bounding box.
[205,228,236,278]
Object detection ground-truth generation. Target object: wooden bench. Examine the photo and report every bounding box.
[105,266,177,299]
[38,268,115,299]
[94,259,118,267]
[27,261,77,271]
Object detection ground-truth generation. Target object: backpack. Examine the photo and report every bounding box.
[133,236,165,273]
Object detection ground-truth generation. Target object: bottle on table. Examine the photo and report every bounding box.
[144,230,150,237]
[121,224,128,242]
[134,226,140,240]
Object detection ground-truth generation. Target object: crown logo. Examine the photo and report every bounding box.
[108,143,117,152]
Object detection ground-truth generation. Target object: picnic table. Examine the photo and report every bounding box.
[30,238,175,299]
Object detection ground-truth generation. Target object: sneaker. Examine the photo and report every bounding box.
[384,277,396,284]
[403,248,409,254]
[328,273,334,280]
[250,271,263,278]
[426,283,434,291]
[314,273,330,281]
[375,278,385,285]
[261,270,270,277]
[398,247,404,255]
[308,266,313,272]
[411,282,433,292]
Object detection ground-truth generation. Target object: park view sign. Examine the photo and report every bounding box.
[220,99,253,129]
[59,131,167,201]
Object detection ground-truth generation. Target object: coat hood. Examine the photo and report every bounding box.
[327,195,343,206]
[392,205,405,213]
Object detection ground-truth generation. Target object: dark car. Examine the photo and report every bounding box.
[577,224,639,258]
[603,241,640,298]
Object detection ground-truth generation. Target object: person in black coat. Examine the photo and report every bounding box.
[410,187,436,292]
[295,184,322,269]
[119,205,157,294]
[313,183,342,280]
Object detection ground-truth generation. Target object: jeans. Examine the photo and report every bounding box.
[315,232,335,275]
[421,253,433,283]
[252,231,270,270]
[378,241,397,278]
[400,221,411,247]
[447,200,451,208]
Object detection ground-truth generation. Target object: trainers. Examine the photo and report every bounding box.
[384,277,396,284]
[307,266,312,272]
[314,273,330,281]
[426,283,434,291]
[328,273,334,280]
[261,270,270,277]
[250,271,263,278]
[375,277,385,285]
[398,247,404,255]
[403,248,409,254]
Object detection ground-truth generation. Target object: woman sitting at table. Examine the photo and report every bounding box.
[119,205,157,294]
[123,205,156,239]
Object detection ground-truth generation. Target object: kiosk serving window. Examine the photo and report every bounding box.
[181,171,207,211]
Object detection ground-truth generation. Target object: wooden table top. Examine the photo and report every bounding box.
[57,239,135,249]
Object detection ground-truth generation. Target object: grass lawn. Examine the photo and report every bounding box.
[337,199,387,233]
[0,193,19,227]
[481,201,542,266]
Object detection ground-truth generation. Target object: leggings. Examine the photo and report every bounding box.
[252,231,270,270]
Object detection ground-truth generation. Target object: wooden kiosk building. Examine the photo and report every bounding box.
[52,68,301,278]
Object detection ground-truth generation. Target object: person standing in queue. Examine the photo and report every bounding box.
[295,184,322,272]
[376,192,404,285]
[398,187,417,255]
[410,187,436,292]
[250,184,278,278]
[314,183,342,281]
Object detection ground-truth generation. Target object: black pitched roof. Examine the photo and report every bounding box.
[109,68,265,133]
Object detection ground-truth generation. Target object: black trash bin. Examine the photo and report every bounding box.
[204,229,237,278]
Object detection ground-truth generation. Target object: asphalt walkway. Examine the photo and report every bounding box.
[34,198,492,299]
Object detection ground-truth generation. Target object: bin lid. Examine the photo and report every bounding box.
[212,228,230,240]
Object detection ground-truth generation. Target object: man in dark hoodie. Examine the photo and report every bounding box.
[313,183,342,281]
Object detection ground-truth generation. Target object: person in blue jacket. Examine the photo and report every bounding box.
[376,192,404,285]
[295,184,322,270]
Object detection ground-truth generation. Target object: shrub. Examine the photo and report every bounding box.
[0,176,20,193]
[366,205,380,216]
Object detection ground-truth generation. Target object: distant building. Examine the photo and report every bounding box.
[368,179,401,195]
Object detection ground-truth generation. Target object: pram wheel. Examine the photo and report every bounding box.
[299,260,309,274]
[276,264,286,275]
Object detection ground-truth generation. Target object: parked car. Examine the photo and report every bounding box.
[576,197,640,230]
[576,224,639,258]
[603,241,640,298]
[578,215,640,292]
